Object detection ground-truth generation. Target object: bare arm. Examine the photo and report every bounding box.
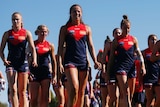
[134,37,146,75]
[50,43,57,84]
[86,25,101,69]
[0,31,11,66]
[57,25,66,74]
[26,30,37,67]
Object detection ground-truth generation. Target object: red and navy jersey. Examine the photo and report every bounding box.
[7,28,27,62]
[134,59,143,92]
[34,40,50,67]
[143,48,160,83]
[115,35,135,72]
[64,23,88,66]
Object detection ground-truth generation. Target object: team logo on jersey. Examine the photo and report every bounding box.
[119,42,124,46]
[146,54,151,58]
[8,35,14,39]
[18,36,26,40]
[128,41,134,45]
[80,30,87,35]
[43,47,49,52]
[69,30,75,35]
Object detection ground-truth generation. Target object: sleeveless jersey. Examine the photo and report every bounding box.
[143,48,160,83]
[115,35,135,72]
[134,58,143,92]
[7,28,27,64]
[64,23,87,66]
[34,40,50,67]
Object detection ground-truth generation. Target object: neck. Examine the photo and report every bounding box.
[12,26,21,31]
[72,20,81,25]
[149,45,154,50]
[38,38,45,43]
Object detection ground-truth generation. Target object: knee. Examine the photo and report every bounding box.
[18,90,27,97]
[109,95,118,103]
[9,87,17,95]
[70,86,78,96]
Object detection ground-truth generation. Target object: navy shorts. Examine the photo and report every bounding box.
[132,91,145,104]
[64,63,88,71]
[30,66,52,82]
[6,59,29,73]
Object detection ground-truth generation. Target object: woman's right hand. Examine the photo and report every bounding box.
[32,60,38,67]
[3,60,11,66]
[94,61,102,70]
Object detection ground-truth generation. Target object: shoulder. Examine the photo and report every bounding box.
[2,30,10,39]
[84,24,91,35]
[61,25,67,29]
[59,25,68,35]
[25,29,32,37]
[84,24,91,30]
[48,41,55,49]
[129,35,137,43]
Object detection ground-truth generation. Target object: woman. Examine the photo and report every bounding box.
[0,12,37,107]
[53,55,65,107]
[103,29,121,107]
[29,25,57,107]
[57,4,101,107]
[143,34,160,107]
[96,48,109,107]
[132,52,145,107]
[107,15,146,107]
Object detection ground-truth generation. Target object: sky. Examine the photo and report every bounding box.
[0,0,160,104]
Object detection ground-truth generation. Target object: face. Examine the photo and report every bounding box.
[12,13,22,28]
[38,26,48,39]
[121,22,130,35]
[149,35,157,46]
[70,5,82,22]
[113,29,122,38]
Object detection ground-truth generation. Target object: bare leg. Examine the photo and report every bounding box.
[18,72,29,107]
[7,69,19,107]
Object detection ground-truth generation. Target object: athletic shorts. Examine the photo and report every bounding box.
[132,91,145,103]
[30,66,52,82]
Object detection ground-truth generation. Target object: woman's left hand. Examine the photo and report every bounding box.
[94,61,102,70]
[51,76,57,86]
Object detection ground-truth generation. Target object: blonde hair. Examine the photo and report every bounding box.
[35,24,49,35]
[12,12,23,28]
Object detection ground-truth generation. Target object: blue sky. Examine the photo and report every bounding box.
[0,0,160,104]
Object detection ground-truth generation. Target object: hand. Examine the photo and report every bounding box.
[3,60,11,66]
[94,61,102,70]
[141,66,146,76]
[51,76,57,86]
[32,60,38,67]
